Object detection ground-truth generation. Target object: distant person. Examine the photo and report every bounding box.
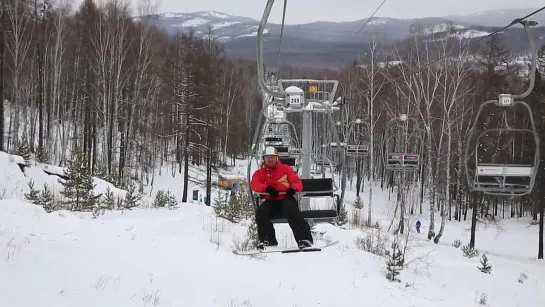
[416,220,421,233]
[250,146,313,250]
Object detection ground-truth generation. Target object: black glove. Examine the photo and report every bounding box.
[265,186,279,198]
[286,187,296,197]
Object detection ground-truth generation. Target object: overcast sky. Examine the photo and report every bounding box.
[152,0,542,24]
[71,1,542,24]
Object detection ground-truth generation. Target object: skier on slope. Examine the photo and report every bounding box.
[250,146,313,250]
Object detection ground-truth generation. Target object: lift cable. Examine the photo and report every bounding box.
[374,6,545,91]
[356,0,388,35]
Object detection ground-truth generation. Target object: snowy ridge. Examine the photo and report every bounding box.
[149,10,545,68]
[156,11,270,42]
[0,150,127,204]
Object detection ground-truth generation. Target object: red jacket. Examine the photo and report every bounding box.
[250,161,303,200]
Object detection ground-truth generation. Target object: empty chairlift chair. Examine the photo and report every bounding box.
[464,20,540,197]
[384,114,423,171]
[346,144,369,157]
[466,97,539,196]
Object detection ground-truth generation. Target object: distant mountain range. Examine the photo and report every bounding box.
[142,8,545,69]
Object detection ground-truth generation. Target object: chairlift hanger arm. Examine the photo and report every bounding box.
[513,20,538,100]
[257,0,284,99]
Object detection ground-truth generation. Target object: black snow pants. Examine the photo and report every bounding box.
[255,198,313,244]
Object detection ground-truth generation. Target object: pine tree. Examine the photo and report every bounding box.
[35,147,48,164]
[122,182,141,209]
[24,180,40,204]
[14,135,31,164]
[101,187,116,210]
[385,238,404,282]
[166,191,178,209]
[214,185,253,223]
[335,202,348,226]
[245,217,259,249]
[92,162,108,181]
[462,243,480,258]
[353,196,364,209]
[58,149,97,211]
[478,254,492,274]
[153,190,168,208]
[38,183,56,213]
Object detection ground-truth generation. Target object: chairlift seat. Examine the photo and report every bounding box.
[473,164,534,194]
[346,144,369,156]
[274,146,289,154]
[279,157,296,166]
[387,153,419,168]
[254,178,339,223]
[265,137,283,142]
[315,158,331,166]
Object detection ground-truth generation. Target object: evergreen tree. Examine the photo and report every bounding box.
[478,254,492,274]
[462,243,480,258]
[335,202,348,226]
[58,149,97,211]
[385,238,404,282]
[101,187,116,210]
[153,190,168,208]
[35,147,49,164]
[122,182,141,209]
[166,191,178,209]
[24,180,40,204]
[92,162,108,181]
[353,196,364,209]
[14,135,31,164]
[214,185,253,223]
[38,183,56,213]
[245,217,259,249]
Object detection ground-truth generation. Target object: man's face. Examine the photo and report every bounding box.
[263,155,277,168]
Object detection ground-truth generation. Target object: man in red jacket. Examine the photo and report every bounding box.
[250,146,313,249]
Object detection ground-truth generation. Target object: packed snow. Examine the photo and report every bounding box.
[0,151,544,307]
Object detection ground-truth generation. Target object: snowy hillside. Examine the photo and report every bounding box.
[1,155,544,306]
[0,150,126,203]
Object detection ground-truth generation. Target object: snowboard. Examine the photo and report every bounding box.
[233,240,339,255]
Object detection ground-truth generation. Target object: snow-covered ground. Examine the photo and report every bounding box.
[0,153,544,306]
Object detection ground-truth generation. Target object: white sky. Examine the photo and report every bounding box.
[72,0,543,24]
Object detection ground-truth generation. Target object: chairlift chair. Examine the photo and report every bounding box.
[346,144,369,157]
[384,114,423,171]
[253,154,341,223]
[345,120,370,158]
[465,100,539,196]
[248,0,347,224]
[464,20,540,197]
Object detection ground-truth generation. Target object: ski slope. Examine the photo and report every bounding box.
[0,154,544,306]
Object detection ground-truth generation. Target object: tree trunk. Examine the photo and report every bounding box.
[538,198,543,259]
[470,194,478,248]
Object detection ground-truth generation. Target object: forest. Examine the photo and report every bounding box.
[0,0,543,257]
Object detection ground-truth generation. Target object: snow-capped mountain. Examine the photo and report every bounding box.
[147,9,545,68]
[155,11,269,42]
